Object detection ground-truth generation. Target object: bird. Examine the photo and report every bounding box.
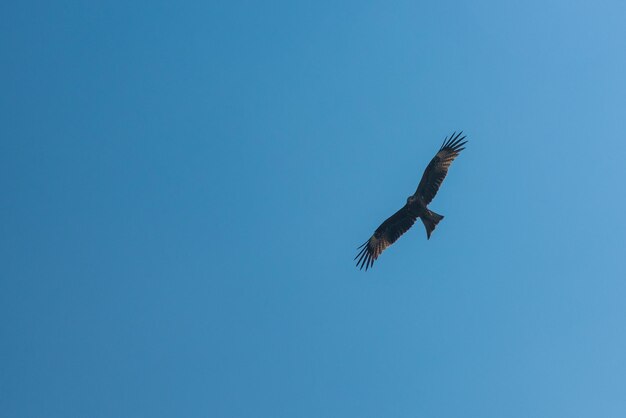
[355,132,467,271]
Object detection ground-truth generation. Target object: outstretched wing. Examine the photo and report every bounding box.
[414,132,467,206]
[355,206,417,271]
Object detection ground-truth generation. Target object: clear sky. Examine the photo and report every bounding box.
[2,1,626,417]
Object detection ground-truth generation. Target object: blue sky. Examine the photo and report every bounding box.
[2,1,626,417]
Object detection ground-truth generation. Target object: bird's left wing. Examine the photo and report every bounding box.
[355,205,417,271]
[414,132,467,206]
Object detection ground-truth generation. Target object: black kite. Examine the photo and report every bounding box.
[355,132,468,270]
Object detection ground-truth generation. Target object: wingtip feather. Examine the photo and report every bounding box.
[355,238,376,271]
[440,131,468,151]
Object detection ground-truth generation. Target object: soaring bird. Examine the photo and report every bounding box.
[355,132,467,270]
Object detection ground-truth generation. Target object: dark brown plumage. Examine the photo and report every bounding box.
[355,132,467,270]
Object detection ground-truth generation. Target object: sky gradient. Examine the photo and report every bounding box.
[2,1,626,417]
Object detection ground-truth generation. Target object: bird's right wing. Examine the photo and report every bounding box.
[355,205,417,271]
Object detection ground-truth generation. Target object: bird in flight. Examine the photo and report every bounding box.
[355,132,468,270]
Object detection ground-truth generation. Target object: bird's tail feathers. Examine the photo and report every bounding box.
[421,210,444,240]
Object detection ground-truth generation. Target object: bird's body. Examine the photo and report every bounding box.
[355,132,467,270]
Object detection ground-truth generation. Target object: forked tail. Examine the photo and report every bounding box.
[421,210,444,240]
